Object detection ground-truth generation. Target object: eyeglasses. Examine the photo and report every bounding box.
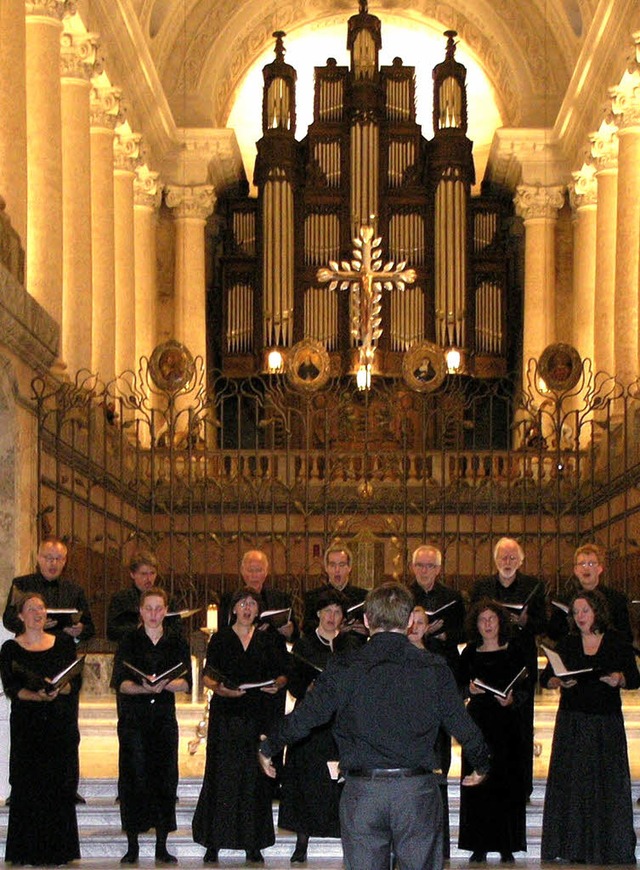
[41,556,65,563]
[497,555,519,563]
[575,561,599,568]
[414,563,438,570]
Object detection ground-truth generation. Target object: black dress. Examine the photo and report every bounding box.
[112,626,192,835]
[0,634,81,865]
[278,632,344,838]
[192,625,290,853]
[458,643,529,855]
[541,631,639,864]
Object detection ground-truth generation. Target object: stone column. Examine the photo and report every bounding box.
[60,27,99,376]
[164,185,216,368]
[0,1,27,242]
[133,165,161,366]
[589,119,618,378]
[25,0,67,323]
[569,163,597,366]
[610,36,640,385]
[89,82,121,383]
[514,184,566,374]
[113,124,142,377]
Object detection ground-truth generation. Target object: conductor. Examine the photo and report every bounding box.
[259,582,490,870]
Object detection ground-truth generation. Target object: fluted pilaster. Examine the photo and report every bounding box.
[0,2,27,242]
[610,33,640,384]
[569,163,597,366]
[113,124,142,376]
[60,24,100,375]
[514,184,565,372]
[164,185,216,368]
[133,165,161,367]
[25,0,67,325]
[589,119,619,377]
[90,81,122,382]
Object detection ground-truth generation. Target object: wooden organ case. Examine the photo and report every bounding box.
[210,3,520,449]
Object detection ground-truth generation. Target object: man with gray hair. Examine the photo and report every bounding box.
[259,582,490,870]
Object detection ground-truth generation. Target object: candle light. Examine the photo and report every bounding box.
[206,603,218,632]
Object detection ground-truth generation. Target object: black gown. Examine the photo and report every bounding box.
[458,643,529,855]
[112,626,192,835]
[0,634,81,865]
[541,631,639,864]
[278,632,345,838]
[192,625,290,853]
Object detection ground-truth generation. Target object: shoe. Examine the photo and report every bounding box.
[75,792,86,804]
[155,850,178,864]
[290,846,308,863]
[203,849,218,864]
[500,853,515,864]
[469,852,487,863]
[120,851,139,865]
[245,851,264,864]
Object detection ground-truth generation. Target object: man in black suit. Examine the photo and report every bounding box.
[547,543,632,642]
[303,545,368,641]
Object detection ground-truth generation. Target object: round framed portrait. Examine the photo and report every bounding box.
[402,342,446,392]
[286,339,331,392]
[149,340,195,392]
[538,343,582,392]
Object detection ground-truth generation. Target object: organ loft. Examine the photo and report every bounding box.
[210,3,519,450]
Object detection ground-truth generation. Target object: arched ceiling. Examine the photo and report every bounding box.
[134,0,586,129]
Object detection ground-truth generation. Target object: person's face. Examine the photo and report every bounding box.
[241,556,268,592]
[407,608,429,646]
[477,608,500,642]
[18,596,47,631]
[140,595,166,630]
[411,548,441,592]
[572,597,595,634]
[325,552,351,591]
[131,563,158,592]
[233,596,259,625]
[494,541,522,584]
[37,542,67,581]
[574,552,603,591]
[318,603,344,634]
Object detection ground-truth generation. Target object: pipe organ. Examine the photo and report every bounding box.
[211,3,518,381]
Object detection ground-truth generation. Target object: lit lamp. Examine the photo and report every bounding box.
[206,603,218,633]
[266,348,284,373]
[445,347,464,374]
[356,364,371,391]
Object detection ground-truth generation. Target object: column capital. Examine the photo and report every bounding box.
[165,185,216,221]
[134,165,161,209]
[514,184,565,221]
[609,33,640,130]
[570,162,597,210]
[90,82,123,130]
[113,124,143,173]
[60,30,100,81]
[589,117,618,171]
[25,0,69,19]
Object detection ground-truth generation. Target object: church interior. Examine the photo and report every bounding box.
[0,1,640,860]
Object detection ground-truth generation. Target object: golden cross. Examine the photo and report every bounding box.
[317,225,416,375]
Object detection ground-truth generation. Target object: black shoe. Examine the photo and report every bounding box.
[155,850,178,865]
[500,853,515,864]
[203,849,218,864]
[120,851,139,865]
[290,846,308,863]
[469,852,487,863]
[75,792,86,804]
[245,851,264,864]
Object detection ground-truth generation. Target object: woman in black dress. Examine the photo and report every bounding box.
[192,587,290,865]
[541,588,639,864]
[0,592,82,866]
[458,599,530,863]
[279,590,348,863]
[112,586,192,864]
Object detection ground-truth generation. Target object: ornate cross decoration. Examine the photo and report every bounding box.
[317,225,416,385]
